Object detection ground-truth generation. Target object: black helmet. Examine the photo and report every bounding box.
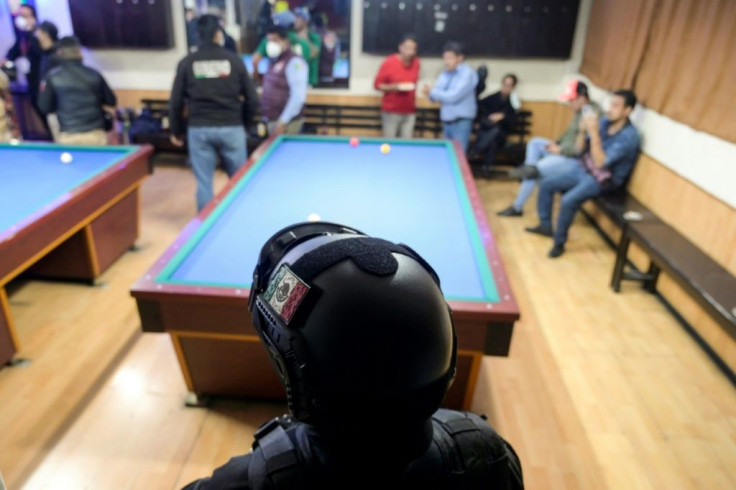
[249,222,457,430]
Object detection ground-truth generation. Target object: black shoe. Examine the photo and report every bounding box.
[548,244,565,258]
[497,206,523,217]
[525,224,553,237]
[509,165,540,180]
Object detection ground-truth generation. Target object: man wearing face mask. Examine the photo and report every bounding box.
[169,14,260,212]
[251,11,313,86]
[3,5,43,118]
[260,25,308,136]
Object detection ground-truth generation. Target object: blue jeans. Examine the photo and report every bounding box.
[513,154,580,211]
[443,118,474,152]
[537,165,602,247]
[188,126,247,211]
[525,137,552,164]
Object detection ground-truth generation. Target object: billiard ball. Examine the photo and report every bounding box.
[60,152,73,164]
[307,213,321,222]
[349,137,359,147]
[380,144,390,154]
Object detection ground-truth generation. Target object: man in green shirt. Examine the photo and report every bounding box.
[252,10,321,87]
[498,79,602,217]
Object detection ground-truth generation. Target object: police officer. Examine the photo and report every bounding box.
[182,222,524,489]
[169,14,259,212]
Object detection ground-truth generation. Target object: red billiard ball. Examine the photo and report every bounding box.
[349,137,359,147]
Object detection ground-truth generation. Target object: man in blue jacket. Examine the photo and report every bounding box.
[422,42,478,152]
[526,89,641,258]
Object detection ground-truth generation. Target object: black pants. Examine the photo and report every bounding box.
[472,124,507,168]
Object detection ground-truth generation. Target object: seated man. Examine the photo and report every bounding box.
[260,25,308,136]
[471,73,519,174]
[183,222,524,489]
[526,90,641,258]
[37,36,116,146]
[498,79,601,216]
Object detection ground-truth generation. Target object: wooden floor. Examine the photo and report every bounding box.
[1,165,734,489]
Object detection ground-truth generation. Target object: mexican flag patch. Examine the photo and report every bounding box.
[264,265,310,324]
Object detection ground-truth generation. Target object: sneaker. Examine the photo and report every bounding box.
[497,206,523,217]
[548,244,565,258]
[524,224,553,237]
[509,165,540,180]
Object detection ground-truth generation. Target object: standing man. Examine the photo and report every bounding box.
[3,4,42,107]
[472,73,519,173]
[374,34,420,139]
[292,7,321,87]
[37,37,116,146]
[497,79,602,217]
[251,11,314,86]
[260,26,308,136]
[422,42,478,152]
[36,21,59,79]
[169,15,259,212]
[527,90,641,258]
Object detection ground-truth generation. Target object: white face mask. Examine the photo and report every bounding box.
[266,41,283,59]
[14,16,29,31]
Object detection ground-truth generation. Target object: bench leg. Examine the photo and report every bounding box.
[644,262,661,293]
[611,225,632,292]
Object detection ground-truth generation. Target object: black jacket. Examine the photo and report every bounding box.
[5,31,42,101]
[169,43,259,136]
[477,91,517,133]
[37,60,116,133]
[182,410,523,490]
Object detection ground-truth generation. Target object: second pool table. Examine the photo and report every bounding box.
[0,143,152,366]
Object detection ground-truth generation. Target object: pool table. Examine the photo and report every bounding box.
[131,135,519,409]
[0,143,152,366]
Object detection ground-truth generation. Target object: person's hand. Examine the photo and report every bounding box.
[545,142,562,154]
[583,112,600,135]
[170,135,184,147]
[421,84,431,97]
[271,122,286,136]
[488,112,505,123]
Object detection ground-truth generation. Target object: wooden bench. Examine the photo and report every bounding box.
[303,103,532,165]
[588,190,736,379]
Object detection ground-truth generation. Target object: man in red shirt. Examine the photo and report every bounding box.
[374,35,420,138]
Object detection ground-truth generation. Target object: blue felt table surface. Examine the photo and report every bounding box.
[0,146,131,232]
[165,139,498,302]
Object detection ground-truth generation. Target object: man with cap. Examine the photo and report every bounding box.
[181,222,524,489]
[527,89,641,258]
[251,11,318,86]
[259,25,308,136]
[497,79,602,217]
[292,7,321,87]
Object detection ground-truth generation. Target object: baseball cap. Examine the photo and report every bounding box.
[293,7,310,22]
[273,10,296,28]
[558,79,589,101]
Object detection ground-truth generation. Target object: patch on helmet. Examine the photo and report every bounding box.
[264,265,310,324]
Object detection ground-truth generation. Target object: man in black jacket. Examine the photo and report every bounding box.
[3,4,42,106]
[471,73,519,174]
[37,37,116,146]
[170,15,259,212]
